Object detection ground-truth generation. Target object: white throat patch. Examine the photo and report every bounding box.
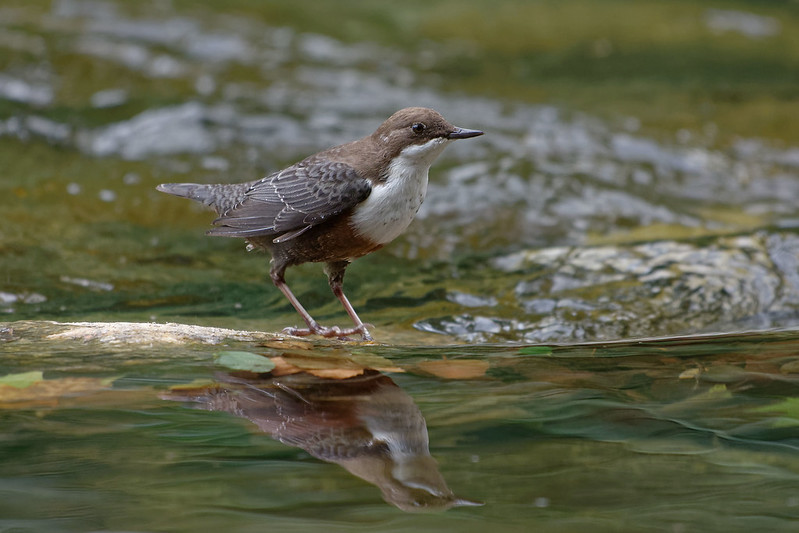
[351,137,450,245]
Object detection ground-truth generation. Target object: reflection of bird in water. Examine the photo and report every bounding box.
[164,370,482,512]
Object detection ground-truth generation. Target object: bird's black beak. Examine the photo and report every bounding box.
[448,127,484,139]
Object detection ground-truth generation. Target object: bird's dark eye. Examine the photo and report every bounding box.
[411,122,426,134]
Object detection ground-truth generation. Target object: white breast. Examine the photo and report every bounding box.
[351,137,450,245]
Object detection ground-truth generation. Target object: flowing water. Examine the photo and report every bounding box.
[2,1,799,531]
[2,326,799,532]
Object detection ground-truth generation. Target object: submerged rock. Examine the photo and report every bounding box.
[79,102,215,159]
[0,75,53,107]
[416,231,799,343]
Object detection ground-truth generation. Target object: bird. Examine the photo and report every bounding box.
[156,107,483,341]
[162,369,483,511]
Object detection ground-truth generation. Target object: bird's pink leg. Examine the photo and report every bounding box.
[325,261,373,341]
[271,264,372,341]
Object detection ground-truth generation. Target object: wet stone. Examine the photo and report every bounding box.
[415,231,799,343]
[446,292,498,308]
[90,88,128,108]
[79,102,216,159]
[415,314,529,343]
[0,75,53,106]
[5,320,285,346]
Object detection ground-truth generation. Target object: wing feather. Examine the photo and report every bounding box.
[207,156,371,239]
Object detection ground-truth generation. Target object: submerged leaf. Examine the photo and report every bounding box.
[268,356,304,377]
[0,370,44,389]
[214,351,276,372]
[518,346,553,356]
[417,359,490,379]
[306,368,365,379]
[754,398,799,427]
[259,338,314,351]
[268,352,395,380]
[279,350,402,374]
[678,368,701,379]
[779,360,799,374]
[0,376,117,408]
[166,379,216,391]
[349,352,404,373]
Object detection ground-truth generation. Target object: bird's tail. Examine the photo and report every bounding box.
[156,182,249,214]
[156,183,218,206]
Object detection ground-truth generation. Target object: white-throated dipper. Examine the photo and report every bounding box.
[156,107,483,341]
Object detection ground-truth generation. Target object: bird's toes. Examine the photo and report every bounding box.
[282,323,373,342]
[282,326,315,337]
[354,324,374,341]
[319,326,344,338]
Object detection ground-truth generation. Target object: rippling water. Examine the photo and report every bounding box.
[2,0,799,531]
[2,327,799,531]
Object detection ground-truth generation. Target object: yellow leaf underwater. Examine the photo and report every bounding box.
[305,368,364,379]
[416,359,490,379]
[0,373,116,409]
[268,354,391,380]
[0,370,44,388]
[276,350,403,375]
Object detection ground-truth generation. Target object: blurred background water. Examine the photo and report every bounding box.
[1,1,799,531]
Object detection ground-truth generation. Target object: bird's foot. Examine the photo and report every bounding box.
[283,322,373,341]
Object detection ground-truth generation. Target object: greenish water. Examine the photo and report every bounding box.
[2,330,799,532]
[2,0,799,531]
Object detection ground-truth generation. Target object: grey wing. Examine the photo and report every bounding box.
[207,158,372,240]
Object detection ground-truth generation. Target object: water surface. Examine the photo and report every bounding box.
[2,328,799,532]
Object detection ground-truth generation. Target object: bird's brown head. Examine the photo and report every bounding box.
[372,107,483,162]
